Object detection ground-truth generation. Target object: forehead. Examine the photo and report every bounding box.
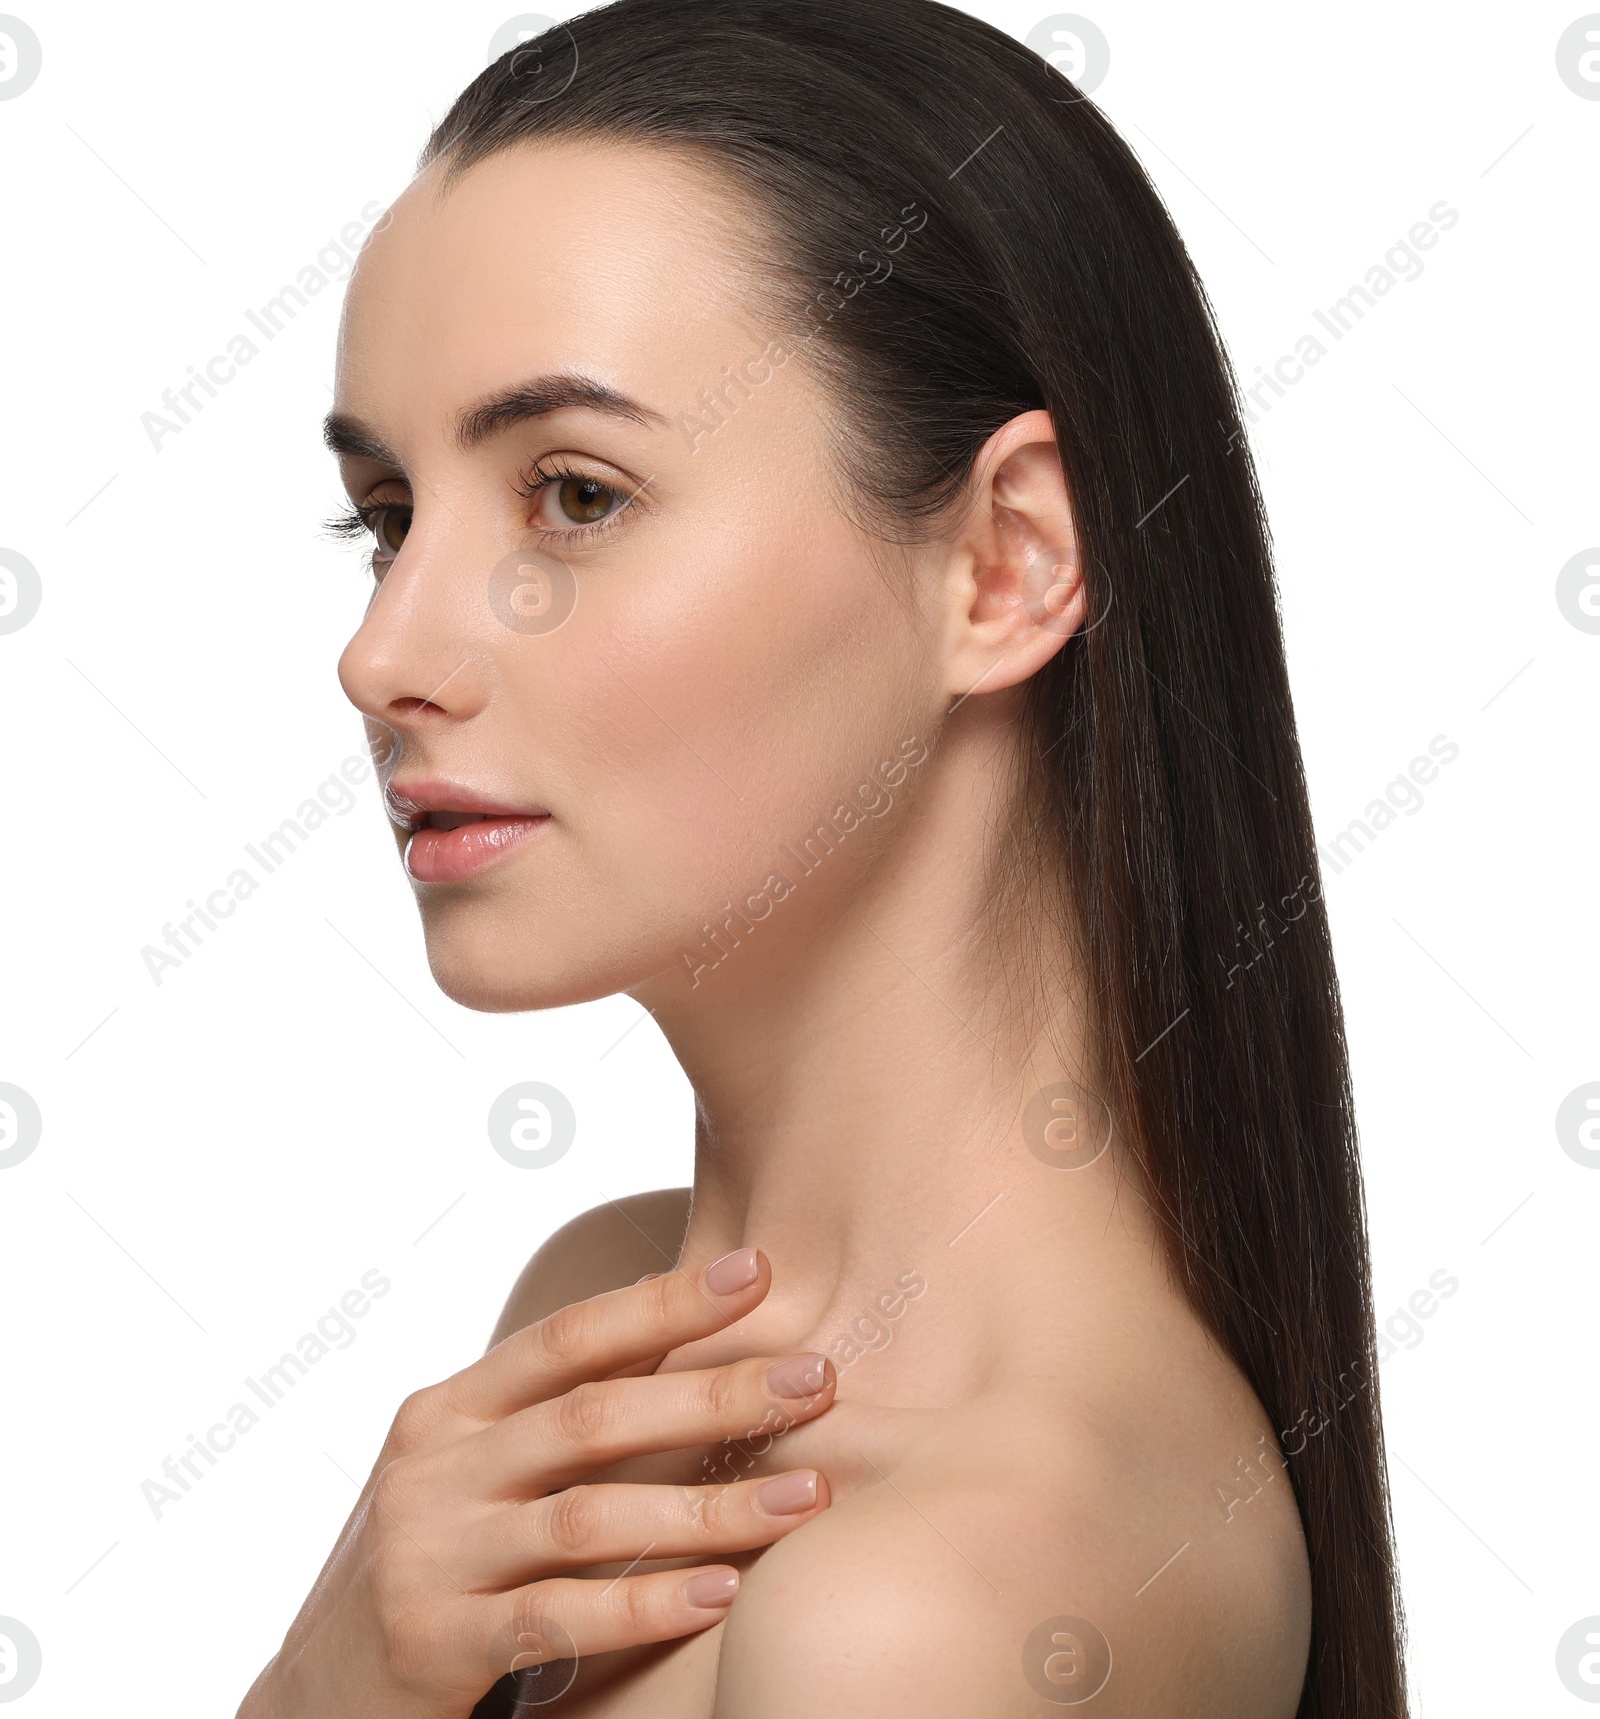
[335,140,768,426]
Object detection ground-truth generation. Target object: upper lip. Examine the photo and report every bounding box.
[384,778,552,833]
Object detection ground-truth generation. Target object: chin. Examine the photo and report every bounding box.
[418,912,661,1015]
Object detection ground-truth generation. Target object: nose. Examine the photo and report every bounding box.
[337,534,491,754]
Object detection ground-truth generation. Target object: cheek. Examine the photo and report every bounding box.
[539,519,912,927]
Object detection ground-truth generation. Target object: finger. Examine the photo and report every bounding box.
[595,1280,670,1383]
[599,1351,670,1383]
[472,1352,837,1497]
[447,1248,771,1422]
[463,1469,831,1587]
[479,1564,748,1677]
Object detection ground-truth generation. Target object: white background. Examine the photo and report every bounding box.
[0,2,1595,1713]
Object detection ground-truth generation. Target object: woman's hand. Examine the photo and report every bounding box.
[236,1247,835,1719]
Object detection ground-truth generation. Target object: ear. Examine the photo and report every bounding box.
[937,409,1085,701]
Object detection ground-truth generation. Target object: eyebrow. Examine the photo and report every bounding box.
[322,372,669,464]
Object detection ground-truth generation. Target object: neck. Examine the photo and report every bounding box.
[632,710,1165,1400]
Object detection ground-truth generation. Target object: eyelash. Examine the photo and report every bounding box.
[324,503,377,541]
[323,456,638,551]
[512,453,636,543]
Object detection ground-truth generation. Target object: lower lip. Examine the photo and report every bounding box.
[404,815,551,884]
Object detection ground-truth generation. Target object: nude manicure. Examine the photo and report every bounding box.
[755,1470,819,1515]
[703,1247,759,1295]
[765,1353,830,1398]
[684,1568,740,1609]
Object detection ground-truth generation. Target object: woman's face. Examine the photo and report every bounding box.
[333,142,946,1012]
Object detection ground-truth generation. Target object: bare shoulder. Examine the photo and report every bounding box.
[712,1394,1311,1719]
[486,1187,692,1347]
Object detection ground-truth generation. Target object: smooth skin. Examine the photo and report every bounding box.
[243,141,1313,1716]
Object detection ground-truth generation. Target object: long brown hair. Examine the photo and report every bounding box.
[425,4,1408,1710]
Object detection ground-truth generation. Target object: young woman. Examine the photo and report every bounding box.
[238,2,1407,1713]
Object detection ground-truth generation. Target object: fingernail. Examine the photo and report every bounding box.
[765,1353,831,1398]
[703,1247,759,1296]
[755,1470,819,1515]
[684,1567,740,1609]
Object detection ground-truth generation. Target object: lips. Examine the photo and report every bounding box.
[385,779,552,885]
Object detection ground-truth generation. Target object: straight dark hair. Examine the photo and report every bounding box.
[424,3,1407,1712]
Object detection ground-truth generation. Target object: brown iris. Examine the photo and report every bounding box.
[558,477,615,524]
[374,505,411,555]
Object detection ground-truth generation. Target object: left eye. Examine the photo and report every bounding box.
[544,476,620,527]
